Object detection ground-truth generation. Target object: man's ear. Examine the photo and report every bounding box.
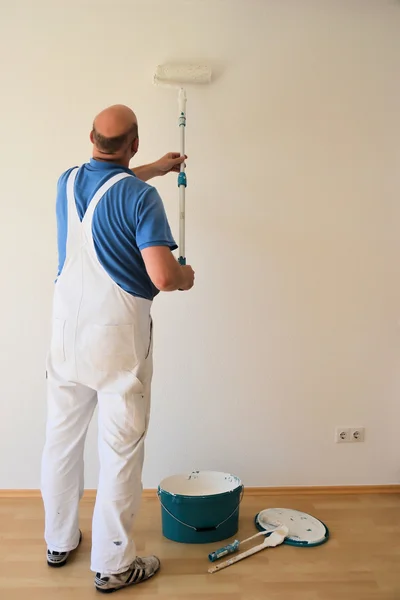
[90,130,94,144]
[132,137,139,154]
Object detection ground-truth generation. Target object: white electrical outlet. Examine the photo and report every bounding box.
[335,427,365,443]
[335,427,351,443]
[350,427,365,442]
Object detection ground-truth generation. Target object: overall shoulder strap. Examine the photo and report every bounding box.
[82,172,132,226]
[65,167,81,257]
[81,172,132,252]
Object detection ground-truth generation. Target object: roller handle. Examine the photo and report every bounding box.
[178,87,187,116]
[208,529,271,562]
[208,527,288,574]
[178,88,187,266]
[208,540,240,562]
[208,540,268,573]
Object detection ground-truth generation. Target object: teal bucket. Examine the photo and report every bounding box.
[158,471,243,544]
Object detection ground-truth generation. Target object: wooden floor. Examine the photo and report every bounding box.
[0,493,400,599]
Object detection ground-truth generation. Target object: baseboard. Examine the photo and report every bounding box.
[242,485,400,496]
[1,484,399,499]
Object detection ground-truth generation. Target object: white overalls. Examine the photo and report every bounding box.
[41,168,153,575]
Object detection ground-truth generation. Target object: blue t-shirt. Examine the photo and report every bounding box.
[56,158,177,300]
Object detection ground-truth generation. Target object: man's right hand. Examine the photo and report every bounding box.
[141,246,195,292]
[179,265,195,291]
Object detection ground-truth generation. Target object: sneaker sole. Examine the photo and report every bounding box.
[47,531,83,568]
[95,562,160,594]
[47,558,68,568]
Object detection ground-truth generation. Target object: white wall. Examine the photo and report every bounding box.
[1,0,399,489]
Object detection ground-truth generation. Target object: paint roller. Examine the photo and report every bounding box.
[154,64,212,265]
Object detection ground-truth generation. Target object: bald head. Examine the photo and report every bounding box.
[91,104,139,164]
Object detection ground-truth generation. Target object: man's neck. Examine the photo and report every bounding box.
[92,153,129,168]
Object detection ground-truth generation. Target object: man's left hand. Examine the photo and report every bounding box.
[153,152,187,176]
[133,153,187,182]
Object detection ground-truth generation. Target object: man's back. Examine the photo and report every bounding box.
[56,158,177,301]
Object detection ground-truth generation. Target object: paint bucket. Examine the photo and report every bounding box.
[158,471,243,544]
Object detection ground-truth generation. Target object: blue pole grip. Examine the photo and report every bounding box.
[208,540,240,562]
[178,172,187,187]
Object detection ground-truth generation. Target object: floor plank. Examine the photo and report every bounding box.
[0,494,399,599]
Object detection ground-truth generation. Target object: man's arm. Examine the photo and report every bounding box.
[133,152,186,182]
[141,246,194,292]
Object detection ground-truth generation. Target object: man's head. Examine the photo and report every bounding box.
[90,104,139,167]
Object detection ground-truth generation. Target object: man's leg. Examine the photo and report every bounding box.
[41,375,97,553]
[91,380,151,576]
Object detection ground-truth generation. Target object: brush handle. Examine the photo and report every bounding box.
[240,529,273,545]
[178,88,187,265]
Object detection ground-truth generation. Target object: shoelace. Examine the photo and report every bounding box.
[134,558,146,570]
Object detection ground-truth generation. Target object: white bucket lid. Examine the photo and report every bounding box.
[159,471,242,497]
[256,508,328,546]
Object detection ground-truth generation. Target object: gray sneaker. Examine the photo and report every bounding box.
[94,556,160,594]
[47,530,82,568]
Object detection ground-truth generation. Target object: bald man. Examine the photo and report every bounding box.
[41,105,195,593]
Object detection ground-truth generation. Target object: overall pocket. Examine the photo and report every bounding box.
[145,317,153,360]
[89,324,137,372]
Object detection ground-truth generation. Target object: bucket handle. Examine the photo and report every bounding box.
[157,485,244,532]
